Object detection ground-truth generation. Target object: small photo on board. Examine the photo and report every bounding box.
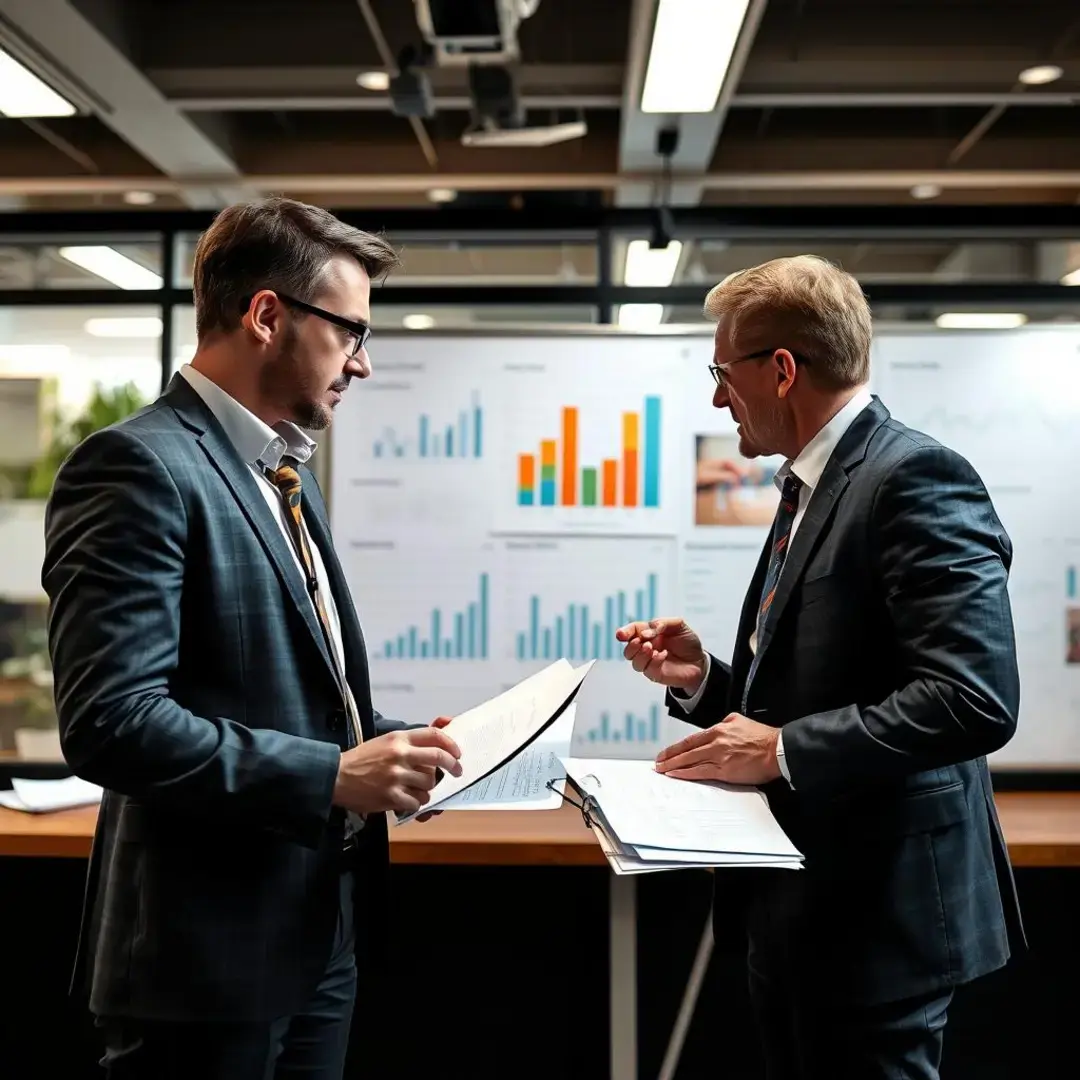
[693,435,781,527]
[1067,608,1080,665]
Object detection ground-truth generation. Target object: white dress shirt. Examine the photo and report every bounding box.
[178,364,364,736]
[677,387,875,784]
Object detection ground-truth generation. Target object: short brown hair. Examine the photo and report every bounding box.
[192,196,400,339]
[704,254,871,391]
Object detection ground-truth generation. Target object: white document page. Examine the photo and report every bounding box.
[0,775,102,813]
[397,659,595,823]
[437,706,575,811]
[562,758,802,860]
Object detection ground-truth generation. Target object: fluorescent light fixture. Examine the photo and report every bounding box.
[402,313,436,330]
[0,344,71,374]
[641,0,751,113]
[934,312,1028,329]
[1018,64,1063,86]
[1061,268,1080,286]
[0,46,75,118]
[59,246,163,290]
[84,317,163,338]
[427,187,458,204]
[910,183,941,200]
[624,239,683,287]
[357,71,390,91]
[123,190,157,206]
[617,304,665,329]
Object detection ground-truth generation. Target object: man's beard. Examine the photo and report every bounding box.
[259,326,336,431]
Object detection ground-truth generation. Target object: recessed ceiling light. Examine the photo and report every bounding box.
[356,71,390,92]
[617,304,665,329]
[123,190,157,206]
[84,317,164,338]
[0,46,76,117]
[624,239,683,286]
[59,246,163,290]
[910,183,941,200]
[402,313,436,330]
[1061,268,1080,286]
[934,312,1028,329]
[427,188,458,204]
[1018,64,1063,86]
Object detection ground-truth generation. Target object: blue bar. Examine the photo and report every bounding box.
[409,627,417,659]
[600,713,609,741]
[592,623,600,659]
[468,603,476,659]
[554,616,563,658]
[650,705,659,741]
[618,591,627,628]
[543,628,552,660]
[473,393,482,457]
[1069,566,1077,599]
[625,713,634,741]
[480,573,489,659]
[568,604,576,658]
[394,446,404,457]
[517,632,526,661]
[643,395,661,507]
[421,641,429,658]
[639,721,647,741]
[455,613,464,658]
[605,597,614,659]
[580,605,588,660]
[635,589,644,621]
[384,639,393,658]
[518,489,534,506]
[432,439,440,458]
[419,415,428,457]
[446,427,453,457]
[648,573,657,619]
[530,596,540,658]
[444,639,452,656]
[374,442,383,458]
[397,634,405,656]
[432,609,441,659]
[540,479,556,505]
[459,412,467,459]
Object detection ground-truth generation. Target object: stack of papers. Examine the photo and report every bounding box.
[0,775,103,813]
[560,758,803,874]
[396,658,594,823]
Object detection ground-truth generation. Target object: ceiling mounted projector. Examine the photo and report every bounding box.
[413,0,541,66]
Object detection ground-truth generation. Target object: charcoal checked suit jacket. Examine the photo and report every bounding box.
[671,396,1026,1005]
[42,373,405,1023]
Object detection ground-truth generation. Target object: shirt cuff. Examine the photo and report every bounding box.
[776,728,793,786]
[672,654,711,712]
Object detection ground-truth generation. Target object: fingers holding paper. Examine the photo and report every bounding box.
[656,713,781,786]
[615,616,708,693]
[416,715,455,820]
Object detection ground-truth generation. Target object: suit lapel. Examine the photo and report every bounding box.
[164,376,338,684]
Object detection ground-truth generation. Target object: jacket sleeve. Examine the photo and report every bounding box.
[780,444,1020,796]
[665,653,732,726]
[42,427,341,847]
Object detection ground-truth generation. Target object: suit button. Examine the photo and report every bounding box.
[328,709,345,731]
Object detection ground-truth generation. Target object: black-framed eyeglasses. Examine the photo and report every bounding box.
[241,292,371,358]
[708,347,810,387]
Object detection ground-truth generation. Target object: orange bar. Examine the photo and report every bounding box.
[540,439,557,469]
[602,459,617,506]
[518,453,535,490]
[561,407,578,506]
[622,413,639,506]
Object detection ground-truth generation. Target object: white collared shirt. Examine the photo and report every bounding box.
[677,386,875,782]
[178,364,360,728]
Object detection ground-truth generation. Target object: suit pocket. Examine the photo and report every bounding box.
[848,782,969,838]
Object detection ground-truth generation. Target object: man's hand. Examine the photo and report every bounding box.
[655,713,781,786]
[696,458,747,489]
[416,715,453,822]
[333,724,461,817]
[615,616,708,694]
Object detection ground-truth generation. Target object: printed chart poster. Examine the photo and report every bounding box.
[329,343,499,537]
[494,338,688,535]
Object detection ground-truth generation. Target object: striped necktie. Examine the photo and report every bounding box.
[755,472,804,646]
[266,460,363,751]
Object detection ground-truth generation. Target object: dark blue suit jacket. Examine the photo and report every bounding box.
[672,397,1025,1005]
[42,374,405,1022]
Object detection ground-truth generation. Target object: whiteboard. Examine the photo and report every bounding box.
[329,327,1080,769]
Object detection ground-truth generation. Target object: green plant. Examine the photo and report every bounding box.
[25,381,146,498]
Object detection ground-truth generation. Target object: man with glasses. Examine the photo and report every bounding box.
[617,255,1023,1079]
[42,197,462,1079]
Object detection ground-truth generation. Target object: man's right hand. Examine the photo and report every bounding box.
[615,617,707,694]
[332,727,462,817]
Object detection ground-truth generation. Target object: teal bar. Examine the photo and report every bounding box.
[432,609,441,659]
[480,573,489,659]
[468,603,476,659]
[643,395,661,507]
[409,627,417,658]
[592,624,600,658]
[568,604,576,658]
[384,640,393,658]
[543,627,552,660]
[580,605,588,658]
[555,616,564,658]
[455,612,464,658]
[516,632,526,661]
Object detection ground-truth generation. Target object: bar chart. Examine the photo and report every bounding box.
[376,572,490,660]
[515,572,659,662]
[516,396,661,508]
[577,703,661,745]
[1069,565,1077,600]
[371,391,483,459]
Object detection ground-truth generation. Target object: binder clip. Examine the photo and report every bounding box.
[546,777,599,829]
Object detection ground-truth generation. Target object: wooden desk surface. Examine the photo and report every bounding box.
[1,793,1079,867]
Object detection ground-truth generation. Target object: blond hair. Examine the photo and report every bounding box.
[704,255,871,390]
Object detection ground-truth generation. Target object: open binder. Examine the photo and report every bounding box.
[550,757,804,875]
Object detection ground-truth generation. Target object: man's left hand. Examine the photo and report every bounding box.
[416,715,454,822]
[655,713,781,785]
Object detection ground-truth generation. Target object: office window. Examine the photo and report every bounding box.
[0,236,163,290]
